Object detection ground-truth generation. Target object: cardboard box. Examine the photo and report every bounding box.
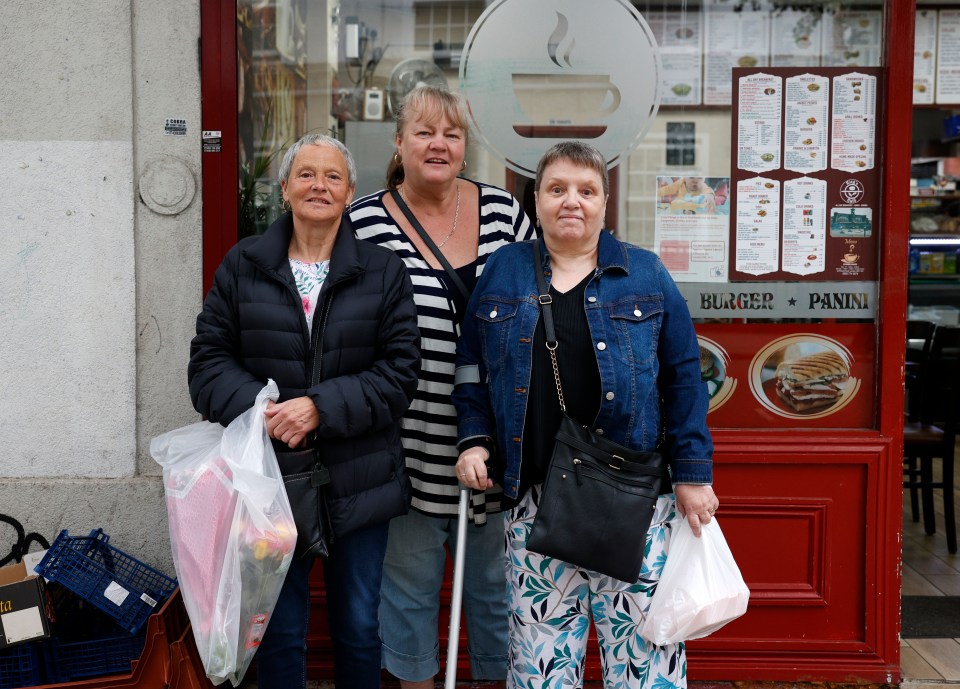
[0,560,52,649]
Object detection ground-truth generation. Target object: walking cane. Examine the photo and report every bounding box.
[444,485,470,689]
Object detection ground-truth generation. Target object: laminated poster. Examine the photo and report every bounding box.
[654,175,731,282]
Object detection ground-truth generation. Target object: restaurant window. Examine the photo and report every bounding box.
[234,0,891,431]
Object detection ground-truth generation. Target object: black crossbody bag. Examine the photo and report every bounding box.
[525,240,670,582]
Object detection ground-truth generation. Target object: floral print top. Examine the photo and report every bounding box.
[289,258,330,335]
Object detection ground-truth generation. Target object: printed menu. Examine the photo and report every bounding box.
[821,11,882,68]
[914,10,937,105]
[937,10,960,104]
[782,177,827,276]
[830,73,876,173]
[703,0,770,106]
[734,177,781,276]
[770,9,823,67]
[784,74,829,174]
[729,67,881,282]
[647,11,703,106]
[737,74,782,173]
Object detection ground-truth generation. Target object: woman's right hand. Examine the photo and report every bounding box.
[456,446,492,490]
[264,397,320,449]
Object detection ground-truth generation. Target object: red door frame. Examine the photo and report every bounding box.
[200,0,913,681]
[200,0,239,293]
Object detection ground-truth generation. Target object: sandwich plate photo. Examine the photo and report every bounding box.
[689,323,874,428]
[697,336,737,413]
[748,334,861,419]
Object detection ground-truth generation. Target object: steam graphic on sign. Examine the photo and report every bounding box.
[511,12,621,138]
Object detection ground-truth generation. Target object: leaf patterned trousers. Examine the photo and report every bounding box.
[505,486,685,689]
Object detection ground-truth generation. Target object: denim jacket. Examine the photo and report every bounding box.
[452,231,713,501]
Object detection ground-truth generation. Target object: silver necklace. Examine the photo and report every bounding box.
[400,183,461,249]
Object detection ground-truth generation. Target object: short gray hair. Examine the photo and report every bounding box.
[534,141,609,196]
[278,133,357,189]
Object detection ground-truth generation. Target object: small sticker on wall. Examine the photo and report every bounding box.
[164,118,187,136]
[202,130,222,152]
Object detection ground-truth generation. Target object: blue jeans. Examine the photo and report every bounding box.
[256,521,390,689]
[379,510,509,681]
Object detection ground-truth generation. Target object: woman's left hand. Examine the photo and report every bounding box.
[264,397,320,449]
[674,484,720,538]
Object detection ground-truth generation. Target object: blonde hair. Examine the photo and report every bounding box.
[385,85,469,189]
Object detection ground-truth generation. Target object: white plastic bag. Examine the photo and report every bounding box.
[150,381,297,686]
[639,516,749,646]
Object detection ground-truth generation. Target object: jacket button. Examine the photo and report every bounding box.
[596,428,604,435]
[634,309,642,317]
[588,296,597,303]
[605,391,615,400]
[597,342,606,351]
[490,309,498,318]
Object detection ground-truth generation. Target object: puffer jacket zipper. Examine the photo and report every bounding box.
[309,289,334,386]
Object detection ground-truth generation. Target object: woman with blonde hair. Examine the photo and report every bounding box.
[350,85,534,687]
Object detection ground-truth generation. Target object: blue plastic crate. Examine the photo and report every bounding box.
[43,631,146,683]
[0,643,42,689]
[35,529,177,635]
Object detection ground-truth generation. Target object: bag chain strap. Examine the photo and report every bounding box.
[533,240,568,416]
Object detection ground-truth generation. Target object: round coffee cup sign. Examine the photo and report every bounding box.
[460,0,661,177]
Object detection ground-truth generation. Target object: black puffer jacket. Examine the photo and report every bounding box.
[188,213,421,538]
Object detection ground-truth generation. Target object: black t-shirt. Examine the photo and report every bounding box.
[517,271,601,501]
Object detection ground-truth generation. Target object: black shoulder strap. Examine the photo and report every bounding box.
[390,189,470,301]
[532,240,557,348]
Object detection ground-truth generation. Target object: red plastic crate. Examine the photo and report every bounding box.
[31,588,184,688]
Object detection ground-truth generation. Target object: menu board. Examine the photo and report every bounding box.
[647,12,703,106]
[703,0,771,106]
[770,9,823,67]
[729,67,882,282]
[937,10,960,104]
[914,10,938,104]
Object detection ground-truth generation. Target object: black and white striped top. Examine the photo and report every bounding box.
[350,180,535,520]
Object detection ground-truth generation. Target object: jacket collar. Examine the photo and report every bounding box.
[537,228,629,274]
[243,212,364,285]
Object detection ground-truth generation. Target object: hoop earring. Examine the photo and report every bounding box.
[394,152,402,165]
[460,159,467,171]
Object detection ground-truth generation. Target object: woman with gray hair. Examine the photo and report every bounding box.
[189,133,421,688]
